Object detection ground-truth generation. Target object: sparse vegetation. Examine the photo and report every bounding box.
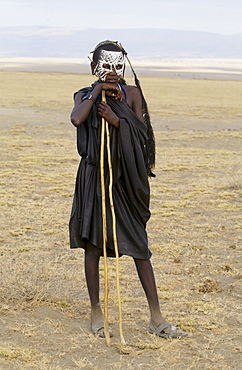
[0,71,241,369]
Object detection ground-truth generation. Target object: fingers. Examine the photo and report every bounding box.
[98,101,108,116]
[102,84,122,101]
[103,83,119,91]
[98,101,107,109]
[105,90,122,101]
[98,102,118,126]
[115,90,122,101]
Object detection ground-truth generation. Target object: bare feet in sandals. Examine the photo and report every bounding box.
[91,304,113,338]
[91,321,113,338]
[149,321,188,338]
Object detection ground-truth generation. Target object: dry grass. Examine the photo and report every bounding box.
[0,71,241,369]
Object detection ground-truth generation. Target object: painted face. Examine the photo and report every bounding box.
[94,50,125,82]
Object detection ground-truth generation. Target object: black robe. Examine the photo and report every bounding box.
[69,85,152,259]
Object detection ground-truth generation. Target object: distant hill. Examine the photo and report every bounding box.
[1,27,242,58]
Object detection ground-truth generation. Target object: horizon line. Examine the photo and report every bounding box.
[0,25,241,36]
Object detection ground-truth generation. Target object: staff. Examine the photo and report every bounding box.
[100,90,111,346]
[100,90,125,346]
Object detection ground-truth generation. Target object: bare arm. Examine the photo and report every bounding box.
[124,86,144,123]
[131,87,144,123]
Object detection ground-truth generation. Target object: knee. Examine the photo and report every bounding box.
[134,257,149,264]
[85,242,102,258]
[134,257,152,270]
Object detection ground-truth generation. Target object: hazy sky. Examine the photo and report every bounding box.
[1,0,242,34]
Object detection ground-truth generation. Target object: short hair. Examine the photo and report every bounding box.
[92,40,126,63]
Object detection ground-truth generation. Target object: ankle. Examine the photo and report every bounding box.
[150,312,166,327]
[91,303,103,323]
[91,302,101,310]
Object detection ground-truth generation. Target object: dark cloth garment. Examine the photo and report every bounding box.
[69,83,152,259]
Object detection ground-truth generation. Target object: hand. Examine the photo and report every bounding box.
[98,101,120,128]
[98,83,122,101]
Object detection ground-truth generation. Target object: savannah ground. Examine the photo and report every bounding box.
[0,70,241,369]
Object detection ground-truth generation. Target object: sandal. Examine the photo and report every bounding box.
[91,321,113,338]
[149,321,188,338]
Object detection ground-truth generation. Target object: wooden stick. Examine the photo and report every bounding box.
[100,90,111,347]
[105,118,126,345]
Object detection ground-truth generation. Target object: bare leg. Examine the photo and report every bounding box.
[133,258,166,327]
[84,243,113,337]
[84,243,103,327]
[134,258,188,338]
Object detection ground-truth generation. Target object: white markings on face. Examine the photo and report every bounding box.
[94,50,125,81]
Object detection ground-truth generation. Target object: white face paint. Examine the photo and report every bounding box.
[94,50,125,82]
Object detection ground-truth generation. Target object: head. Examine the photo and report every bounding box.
[90,40,155,175]
[90,41,126,82]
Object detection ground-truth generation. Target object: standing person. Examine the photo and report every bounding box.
[69,40,188,339]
